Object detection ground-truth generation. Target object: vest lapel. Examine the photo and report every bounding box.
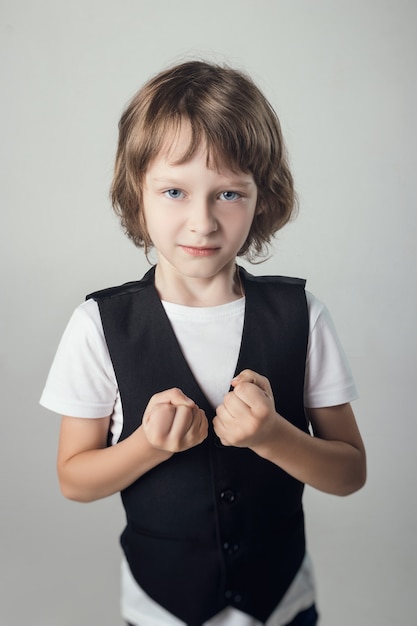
[136,277,217,416]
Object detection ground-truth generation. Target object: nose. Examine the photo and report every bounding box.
[188,199,218,236]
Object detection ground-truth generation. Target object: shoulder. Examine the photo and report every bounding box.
[240,268,308,324]
[240,267,306,289]
[87,267,155,302]
[305,291,342,339]
[59,299,106,352]
[305,291,327,326]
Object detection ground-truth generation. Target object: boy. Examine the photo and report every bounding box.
[41,61,366,626]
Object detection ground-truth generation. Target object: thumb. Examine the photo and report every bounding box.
[232,369,272,396]
[168,388,196,408]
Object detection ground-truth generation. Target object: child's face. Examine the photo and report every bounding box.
[142,126,258,290]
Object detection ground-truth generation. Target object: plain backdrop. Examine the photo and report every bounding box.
[1,1,416,624]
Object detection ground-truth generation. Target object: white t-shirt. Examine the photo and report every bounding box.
[40,290,358,626]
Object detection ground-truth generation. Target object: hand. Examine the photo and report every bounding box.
[213,369,280,452]
[142,388,208,453]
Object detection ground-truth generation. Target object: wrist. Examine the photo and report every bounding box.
[135,425,174,462]
[251,413,291,462]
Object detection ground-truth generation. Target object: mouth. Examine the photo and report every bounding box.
[180,245,220,257]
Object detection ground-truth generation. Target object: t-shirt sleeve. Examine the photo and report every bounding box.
[40,299,118,418]
[304,292,358,408]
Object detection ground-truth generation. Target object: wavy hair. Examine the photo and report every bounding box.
[111,61,297,260]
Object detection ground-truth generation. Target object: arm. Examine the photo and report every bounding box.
[213,370,366,496]
[57,388,208,503]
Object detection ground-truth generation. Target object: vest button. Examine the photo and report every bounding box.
[220,489,236,503]
[225,590,242,604]
[223,541,240,555]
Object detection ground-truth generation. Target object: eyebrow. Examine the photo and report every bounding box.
[150,177,255,187]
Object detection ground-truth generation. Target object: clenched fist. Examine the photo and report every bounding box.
[213,369,280,452]
[142,387,208,453]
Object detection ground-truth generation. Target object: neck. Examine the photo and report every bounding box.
[154,263,244,307]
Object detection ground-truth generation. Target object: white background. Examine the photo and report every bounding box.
[1,1,416,624]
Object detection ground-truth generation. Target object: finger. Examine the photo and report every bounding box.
[213,404,229,429]
[170,407,208,449]
[144,402,177,437]
[212,414,233,446]
[185,408,208,441]
[148,387,196,410]
[222,390,249,417]
[195,408,209,440]
[168,388,196,408]
[232,370,272,398]
[168,404,195,440]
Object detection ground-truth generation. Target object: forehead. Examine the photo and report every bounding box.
[152,119,246,176]
[159,122,196,163]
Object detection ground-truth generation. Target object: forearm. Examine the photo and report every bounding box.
[253,416,366,496]
[58,390,208,503]
[58,426,172,503]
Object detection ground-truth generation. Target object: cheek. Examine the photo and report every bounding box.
[141,209,159,244]
[145,210,178,242]
[235,210,257,237]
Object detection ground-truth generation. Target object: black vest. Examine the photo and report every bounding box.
[88,267,309,626]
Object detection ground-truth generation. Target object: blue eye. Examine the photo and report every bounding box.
[164,189,183,199]
[220,191,240,201]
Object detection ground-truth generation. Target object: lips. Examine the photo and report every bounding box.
[180,245,220,257]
